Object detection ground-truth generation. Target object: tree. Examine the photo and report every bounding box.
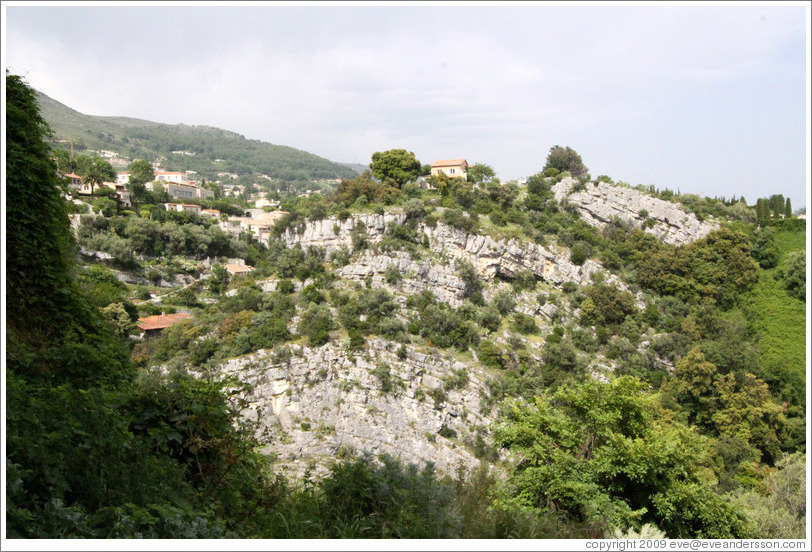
[128,159,155,203]
[128,159,154,186]
[333,171,400,206]
[6,72,131,384]
[751,227,779,269]
[52,148,75,173]
[783,251,805,302]
[99,302,136,338]
[493,376,749,538]
[369,149,422,187]
[467,163,496,184]
[728,452,806,539]
[82,156,116,196]
[784,197,792,218]
[580,283,638,328]
[543,145,588,178]
[769,194,785,219]
[756,198,769,226]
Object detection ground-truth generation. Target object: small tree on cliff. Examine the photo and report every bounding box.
[369,149,422,187]
[543,145,589,178]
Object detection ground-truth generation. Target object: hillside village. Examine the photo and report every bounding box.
[8,75,808,540]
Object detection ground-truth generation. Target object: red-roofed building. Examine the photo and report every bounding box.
[64,173,82,188]
[430,159,468,179]
[137,312,192,339]
[225,263,254,275]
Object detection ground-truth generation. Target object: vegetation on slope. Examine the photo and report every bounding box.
[35,89,358,183]
[6,74,807,540]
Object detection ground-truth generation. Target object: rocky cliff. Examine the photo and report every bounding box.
[215,186,706,475]
[552,178,719,246]
[281,212,630,294]
[216,337,496,478]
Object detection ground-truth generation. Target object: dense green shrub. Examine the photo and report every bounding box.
[298,303,334,346]
[494,376,750,538]
[511,313,539,335]
[782,251,805,302]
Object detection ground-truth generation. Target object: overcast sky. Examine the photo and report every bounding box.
[3,2,809,208]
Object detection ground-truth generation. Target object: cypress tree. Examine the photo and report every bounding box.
[756,198,767,226]
[785,197,793,218]
[771,194,785,219]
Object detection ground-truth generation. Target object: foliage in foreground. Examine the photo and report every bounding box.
[494,376,752,538]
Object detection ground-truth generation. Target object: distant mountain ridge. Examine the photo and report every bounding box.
[35,90,360,183]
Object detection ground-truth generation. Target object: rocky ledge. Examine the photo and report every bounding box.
[552,177,719,246]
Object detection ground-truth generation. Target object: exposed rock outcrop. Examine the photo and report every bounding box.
[337,250,468,307]
[279,213,629,294]
[216,338,495,478]
[552,177,719,246]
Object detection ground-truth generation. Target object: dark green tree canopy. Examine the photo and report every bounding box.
[543,145,588,178]
[128,158,155,186]
[6,72,131,384]
[369,149,422,187]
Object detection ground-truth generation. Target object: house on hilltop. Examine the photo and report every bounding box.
[431,159,468,180]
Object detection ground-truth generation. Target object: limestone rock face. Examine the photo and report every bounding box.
[422,221,628,292]
[337,250,468,307]
[217,338,495,477]
[280,213,404,253]
[552,177,719,246]
[278,214,629,294]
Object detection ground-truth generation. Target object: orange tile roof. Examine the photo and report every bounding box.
[431,159,468,167]
[137,312,191,331]
[225,264,254,273]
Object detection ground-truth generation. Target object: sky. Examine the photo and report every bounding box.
[3,1,810,208]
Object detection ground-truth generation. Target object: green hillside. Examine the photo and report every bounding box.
[743,221,807,410]
[8,74,807,540]
[35,90,359,183]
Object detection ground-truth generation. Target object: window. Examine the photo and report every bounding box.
[449,169,455,174]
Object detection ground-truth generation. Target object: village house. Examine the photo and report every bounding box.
[218,209,289,243]
[147,180,214,201]
[164,203,202,216]
[136,312,192,339]
[200,209,221,218]
[225,262,255,275]
[68,175,131,207]
[154,171,188,184]
[116,184,131,207]
[255,198,280,209]
[431,159,468,180]
[64,173,83,188]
